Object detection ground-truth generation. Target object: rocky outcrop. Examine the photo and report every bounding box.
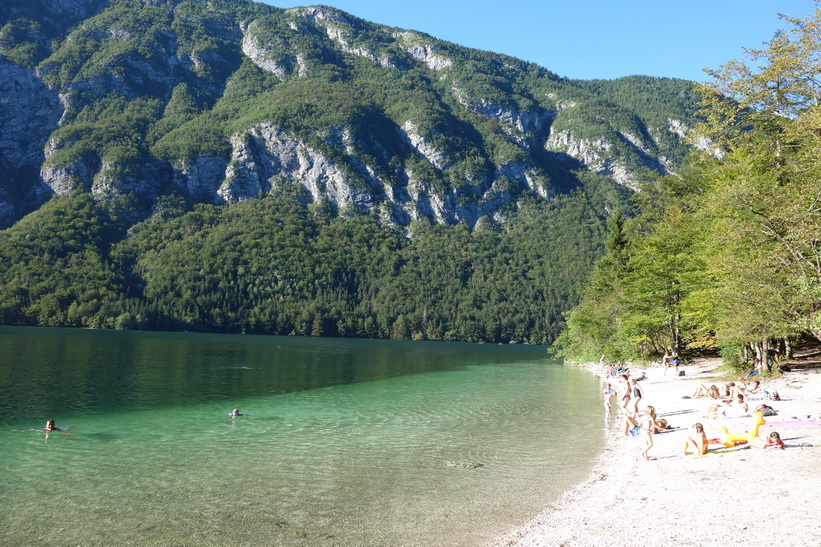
[170,157,227,202]
[0,57,62,225]
[545,128,663,188]
[399,121,451,171]
[0,0,700,229]
[0,58,61,170]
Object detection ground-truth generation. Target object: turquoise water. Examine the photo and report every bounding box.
[0,327,604,546]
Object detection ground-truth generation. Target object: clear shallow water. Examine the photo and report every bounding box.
[0,327,604,546]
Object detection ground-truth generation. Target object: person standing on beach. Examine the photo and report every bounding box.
[671,349,680,376]
[602,383,616,426]
[629,379,643,417]
[767,348,781,373]
[619,374,631,416]
[639,406,656,460]
[662,349,672,375]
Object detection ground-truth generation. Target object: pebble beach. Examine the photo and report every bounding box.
[493,356,821,546]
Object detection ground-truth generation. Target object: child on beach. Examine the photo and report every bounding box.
[619,374,631,416]
[764,431,785,449]
[639,406,656,460]
[751,431,785,449]
[683,423,708,457]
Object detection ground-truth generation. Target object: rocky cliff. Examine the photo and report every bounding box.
[0,0,701,229]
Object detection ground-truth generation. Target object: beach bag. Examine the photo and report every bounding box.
[756,404,776,417]
[678,370,685,376]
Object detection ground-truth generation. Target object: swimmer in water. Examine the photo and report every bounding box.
[13,419,68,435]
[229,409,243,417]
[43,419,70,438]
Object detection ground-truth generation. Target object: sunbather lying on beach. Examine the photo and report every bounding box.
[691,384,721,399]
[624,406,668,436]
[764,431,785,449]
[750,431,785,449]
[704,394,750,418]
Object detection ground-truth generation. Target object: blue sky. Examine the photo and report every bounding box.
[260,0,816,82]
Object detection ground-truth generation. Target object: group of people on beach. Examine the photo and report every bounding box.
[601,359,785,460]
[602,372,668,460]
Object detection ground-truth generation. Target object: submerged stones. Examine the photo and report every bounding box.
[445,460,484,469]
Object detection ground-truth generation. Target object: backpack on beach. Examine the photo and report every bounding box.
[756,404,777,417]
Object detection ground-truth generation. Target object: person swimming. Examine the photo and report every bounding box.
[229,409,244,417]
[45,419,62,431]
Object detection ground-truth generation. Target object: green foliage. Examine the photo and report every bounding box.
[0,191,122,326]
[558,7,821,361]
[0,0,704,344]
[0,185,613,343]
[0,18,50,67]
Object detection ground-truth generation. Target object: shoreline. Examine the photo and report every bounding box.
[492,358,821,546]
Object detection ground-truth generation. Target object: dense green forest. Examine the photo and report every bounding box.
[0,0,702,343]
[556,8,821,367]
[0,177,623,343]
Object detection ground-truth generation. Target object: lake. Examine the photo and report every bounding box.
[0,327,604,546]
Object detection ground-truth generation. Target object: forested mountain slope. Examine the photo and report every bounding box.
[0,0,703,342]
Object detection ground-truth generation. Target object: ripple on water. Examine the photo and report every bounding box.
[1,360,604,546]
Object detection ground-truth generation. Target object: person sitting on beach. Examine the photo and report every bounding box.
[623,414,641,437]
[683,422,709,457]
[726,394,750,418]
[746,381,763,399]
[624,406,667,436]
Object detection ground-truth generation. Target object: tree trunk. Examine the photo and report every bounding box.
[755,342,765,373]
[761,338,771,373]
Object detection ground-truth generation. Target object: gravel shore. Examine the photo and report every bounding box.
[492,357,821,546]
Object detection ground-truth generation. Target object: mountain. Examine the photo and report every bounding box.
[0,0,703,342]
[0,0,700,229]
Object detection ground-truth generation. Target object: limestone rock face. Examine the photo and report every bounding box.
[0,0,700,229]
[0,58,62,225]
